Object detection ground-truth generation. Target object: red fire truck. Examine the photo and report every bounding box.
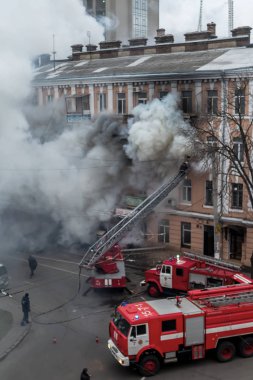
[141,252,253,297]
[108,283,253,376]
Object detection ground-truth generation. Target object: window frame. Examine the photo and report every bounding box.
[181,90,193,114]
[207,90,218,114]
[233,137,244,162]
[117,93,126,114]
[181,222,191,248]
[205,180,213,206]
[231,183,243,209]
[158,220,170,243]
[182,179,192,203]
[99,93,107,112]
[235,88,245,115]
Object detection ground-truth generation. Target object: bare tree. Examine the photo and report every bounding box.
[188,78,253,209]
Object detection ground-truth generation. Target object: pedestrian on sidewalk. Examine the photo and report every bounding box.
[21,293,30,325]
[80,367,91,380]
[28,255,37,278]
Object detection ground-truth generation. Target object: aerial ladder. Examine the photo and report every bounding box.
[79,162,189,288]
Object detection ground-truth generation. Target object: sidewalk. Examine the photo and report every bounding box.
[0,295,30,361]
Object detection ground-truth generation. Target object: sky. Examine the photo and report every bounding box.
[159,0,253,42]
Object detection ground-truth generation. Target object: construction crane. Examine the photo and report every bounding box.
[79,162,189,289]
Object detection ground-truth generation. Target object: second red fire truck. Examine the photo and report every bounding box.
[108,283,253,376]
[141,252,252,297]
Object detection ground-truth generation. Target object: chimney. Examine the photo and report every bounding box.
[156,28,165,37]
[207,22,216,36]
[231,26,252,37]
[128,37,148,46]
[86,44,97,52]
[99,40,122,49]
[155,34,174,44]
[71,44,83,53]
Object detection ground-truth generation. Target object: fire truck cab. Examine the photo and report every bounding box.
[142,253,252,297]
[108,284,253,376]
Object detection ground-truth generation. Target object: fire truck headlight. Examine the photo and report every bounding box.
[135,315,139,320]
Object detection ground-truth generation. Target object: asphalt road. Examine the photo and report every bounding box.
[0,250,253,380]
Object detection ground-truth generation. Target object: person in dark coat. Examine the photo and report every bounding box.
[80,368,91,380]
[21,293,30,325]
[28,255,37,277]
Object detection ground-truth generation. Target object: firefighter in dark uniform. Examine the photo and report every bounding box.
[28,255,37,277]
[21,293,30,325]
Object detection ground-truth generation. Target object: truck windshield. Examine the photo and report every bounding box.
[112,311,130,337]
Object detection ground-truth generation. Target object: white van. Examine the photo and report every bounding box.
[0,264,8,290]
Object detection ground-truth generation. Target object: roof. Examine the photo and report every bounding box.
[119,297,202,323]
[32,47,253,85]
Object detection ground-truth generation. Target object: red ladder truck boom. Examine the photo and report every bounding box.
[79,162,189,288]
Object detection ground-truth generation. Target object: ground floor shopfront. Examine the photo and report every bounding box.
[148,213,253,267]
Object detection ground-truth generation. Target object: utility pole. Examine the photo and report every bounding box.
[212,150,221,260]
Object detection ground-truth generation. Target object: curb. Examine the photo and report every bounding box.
[0,323,31,361]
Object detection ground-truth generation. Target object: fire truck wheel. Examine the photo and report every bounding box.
[138,354,160,377]
[147,284,161,298]
[238,337,253,358]
[216,341,236,362]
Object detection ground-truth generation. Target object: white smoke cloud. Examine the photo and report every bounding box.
[125,95,190,176]
[0,1,191,253]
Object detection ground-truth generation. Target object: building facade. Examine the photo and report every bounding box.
[83,0,159,44]
[33,24,253,267]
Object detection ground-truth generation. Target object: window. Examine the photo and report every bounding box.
[65,96,90,114]
[182,179,191,202]
[207,136,217,148]
[47,95,53,103]
[138,92,147,104]
[136,324,146,335]
[182,91,192,113]
[176,268,184,276]
[181,222,191,248]
[207,90,218,114]
[161,265,171,274]
[235,88,245,115]
[82,95,90,112]
[99,93,107,111]
[132,0,147,37]
[159,91,168,100]
[158,220,169,243]
[130,324,147,338]
[162,319,176,332]
[117,93,126,114]
[231,183,243,209]
[233,137,244,162]
[205,180,213,206]
[65,97,76,113]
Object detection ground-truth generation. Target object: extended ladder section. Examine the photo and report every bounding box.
[184,251,241,272]
[79,167,187,268]
[196,289,253,308]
